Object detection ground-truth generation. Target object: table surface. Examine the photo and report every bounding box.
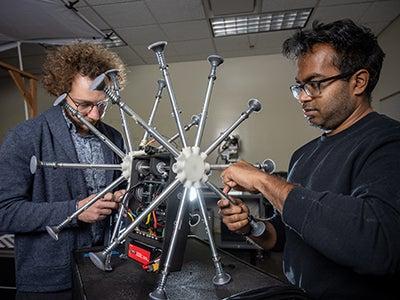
[73,236,297,300]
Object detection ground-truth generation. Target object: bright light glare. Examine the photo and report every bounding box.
[189,187,198,201]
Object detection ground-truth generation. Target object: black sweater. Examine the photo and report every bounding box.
[281,112,400,299]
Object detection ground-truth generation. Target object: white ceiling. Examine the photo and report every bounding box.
[0,0,399,75]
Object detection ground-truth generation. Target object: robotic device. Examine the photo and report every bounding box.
[30,40,276,300]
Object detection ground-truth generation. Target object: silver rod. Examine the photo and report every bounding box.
[140,80,166,148]
[194,75,215,147]
[148,42,188,148]
[104,181,132,268]
[196,189,218,259]
[196,188,231,285]
[63,103,125,159]
[119,107,133,153]
[205,99,262,155]
[206,181,266,238]
[115,100,180,157]
[162,68,188,148]
[158,114,201,150]
[100,178,181,255]
[54,175,125,231]
[163,188,188,270]
[40,161,121,171]
[194,55,223,147]
[209,159,275,173]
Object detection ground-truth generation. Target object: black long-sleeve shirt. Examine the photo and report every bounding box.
[281,112,400,299]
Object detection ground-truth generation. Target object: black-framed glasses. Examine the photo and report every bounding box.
[67,93,109,116]
[290,71,354,100]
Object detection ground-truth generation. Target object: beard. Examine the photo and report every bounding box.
[307,88,356,132]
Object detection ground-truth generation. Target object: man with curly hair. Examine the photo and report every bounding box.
[0,43,127,299]
[218,19,400,299]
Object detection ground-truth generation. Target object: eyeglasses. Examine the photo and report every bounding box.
[67,93,109,116]
[290,71,354,100]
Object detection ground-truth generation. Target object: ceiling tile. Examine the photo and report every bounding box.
[112,46,145,65]
[85,0,139,5]
[169,39,215,55]
[145,0,205,23]
[78,6,109,30]
[215,35,251,52]
[116,25,168,45]
[361,21,390,35]
[251,30,297,50]
[93,1,156,28]
[167,53,208,63]
[219,48,282,59]
[309,3,371,24]
[162,20,211,41]
[360,0,400,23]
[262,0,317,12]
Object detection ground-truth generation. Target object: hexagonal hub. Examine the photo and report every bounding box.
[172,147,210,188]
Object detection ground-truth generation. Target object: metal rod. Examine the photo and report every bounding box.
[149,187,189,299]
[205,99,262,155]
[206,181,266,238]
[41,161,120,170]
[158,114,201,150]
[88,179,181,270]
[194,55,224,148]
[119,107,133,153]
[46,175,126,240]
[104,181,132,270]
[114,99,180,157]
[63,102,125,159]
[209,158,275,173]
[196,188,231,285]
[140,79,166,148]
[148,41,188,148]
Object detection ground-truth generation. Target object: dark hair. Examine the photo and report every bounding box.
[282,19,385,101]
[42,43,126,96]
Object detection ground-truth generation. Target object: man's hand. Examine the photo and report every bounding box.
[221,160,264,193]
[77,189,126,223]
[217,197,250,235]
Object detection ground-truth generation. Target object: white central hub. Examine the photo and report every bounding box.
[172,146,210,188]
[121,150,146,180]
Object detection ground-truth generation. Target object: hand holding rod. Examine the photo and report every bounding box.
[206,181,266,237]
[194,55,224,148]
[209,158,276,174]
[140,79,166,148]
[148,41,188,148]
[205,99,262,155]
[46,175,126,241]
[89,178,181,271]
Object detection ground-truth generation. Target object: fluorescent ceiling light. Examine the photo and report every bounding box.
[211,9,312,37]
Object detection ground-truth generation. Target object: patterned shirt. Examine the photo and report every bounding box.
[62,110,107,244]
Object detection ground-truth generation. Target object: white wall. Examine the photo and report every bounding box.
[373,16,400,120]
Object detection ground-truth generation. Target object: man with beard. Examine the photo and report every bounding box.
[0,43,126,299]
[218,19,400,299]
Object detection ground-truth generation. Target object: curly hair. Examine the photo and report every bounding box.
[282,19,385,101]
[42,43,127,96]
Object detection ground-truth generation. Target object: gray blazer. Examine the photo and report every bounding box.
[0,105,123,292]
